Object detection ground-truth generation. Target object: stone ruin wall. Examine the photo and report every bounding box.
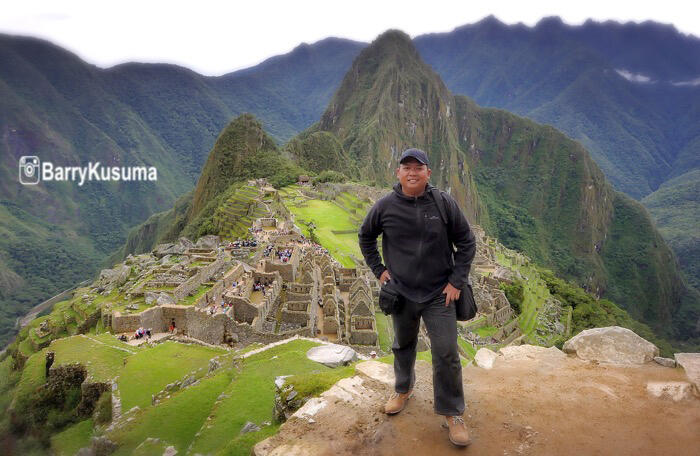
[173,257,227,301]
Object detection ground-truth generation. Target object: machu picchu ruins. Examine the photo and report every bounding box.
[62,179,558,360]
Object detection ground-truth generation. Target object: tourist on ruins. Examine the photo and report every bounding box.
[358,148,476,447]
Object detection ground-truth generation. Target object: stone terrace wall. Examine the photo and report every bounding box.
[111,312,143,333]
[186,308,228,345]
[174,257,228,301]
[195,263,245,309]
[139,306,165,332]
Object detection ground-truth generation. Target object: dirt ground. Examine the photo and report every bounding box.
[255,355,700,456]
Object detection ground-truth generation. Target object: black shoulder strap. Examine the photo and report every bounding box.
[429,188,449,226]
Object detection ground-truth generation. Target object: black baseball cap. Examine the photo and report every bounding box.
[399,148,429,166]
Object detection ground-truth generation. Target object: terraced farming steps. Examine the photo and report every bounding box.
[213,185,270,240]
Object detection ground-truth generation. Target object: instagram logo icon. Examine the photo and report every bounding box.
[19,156,41,185]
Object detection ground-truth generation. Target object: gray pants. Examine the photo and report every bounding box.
[391,293,465,416]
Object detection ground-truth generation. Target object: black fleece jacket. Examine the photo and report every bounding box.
[358,183,476,303]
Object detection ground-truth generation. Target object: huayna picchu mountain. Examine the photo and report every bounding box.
[276,30,698,341]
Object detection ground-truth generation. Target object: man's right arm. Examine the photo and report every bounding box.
[358,201,386,279]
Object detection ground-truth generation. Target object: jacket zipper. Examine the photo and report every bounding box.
[415,196,423,286]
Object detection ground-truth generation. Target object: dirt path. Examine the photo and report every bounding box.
[256,355,700,455]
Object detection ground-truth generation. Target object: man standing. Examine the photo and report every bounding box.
[358,148,476,447]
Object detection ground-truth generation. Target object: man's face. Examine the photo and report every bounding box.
[396,158,431,196]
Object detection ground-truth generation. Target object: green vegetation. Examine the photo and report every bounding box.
[285,364,356,399]
[110,371,233,455]
[118,341,224,411]
[642,169,700,290]
[500,281,524,314]
[187,340,330,455]
[312,170,348,184]
[51,419,94,456]
[103,339,347,456]
[283,188,370,267]
[475,326,498,338]
[538,268,675,356]
[374,312,393,353]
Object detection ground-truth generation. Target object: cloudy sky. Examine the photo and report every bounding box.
[2,0,698,76]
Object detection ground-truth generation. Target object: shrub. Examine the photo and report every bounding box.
[500,281,524,314]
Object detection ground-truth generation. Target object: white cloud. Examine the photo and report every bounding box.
[671,77,700,86]
[0,1,698,76]
[615,69,654,83]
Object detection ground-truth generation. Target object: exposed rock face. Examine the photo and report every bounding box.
[153,239,191,258]
[563,326,659,364]
[306,344,358,368]
[97,264,130,292]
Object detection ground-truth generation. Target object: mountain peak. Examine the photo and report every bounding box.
[373,29,413,46]
[189,113,276,219]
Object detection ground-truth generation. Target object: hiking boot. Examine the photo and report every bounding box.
[384,390,413,415]
[443,415,472,446]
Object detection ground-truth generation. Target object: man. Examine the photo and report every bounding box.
[358,148,476,447]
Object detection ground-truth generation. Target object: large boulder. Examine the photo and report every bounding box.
[474,348,500,369]
[153,238,192,258]
[144,292,158,305]
[306,344,357,368]
[98,264,130,291]
[563,326,659,364]
[196,235,220,249]
[157,292,176,306]
[674,353,700,394]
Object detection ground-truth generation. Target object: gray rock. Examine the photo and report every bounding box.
[181,375,196,388]
[653,356,676,368]
[208,359,221,373]
[674,353,700,393]
[286,390,298,402]
[554,322,566,334]
[178,237,195,249]
[240,421,261,434]
[306,344,358,368]
[91,436,117,456]
[157,292,176,306]
[163,445,177,456]
[98,264,130,291]
[196,235,220,249]
[563,326,659,364]
[275,375,291,389]
[145,292,158,305]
